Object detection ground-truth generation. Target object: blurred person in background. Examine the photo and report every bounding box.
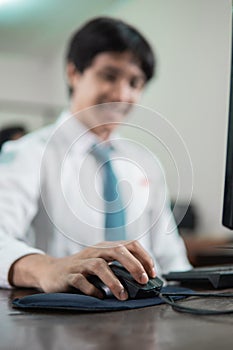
[0,125,27,152]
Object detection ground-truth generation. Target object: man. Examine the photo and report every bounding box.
[0,17,191,300]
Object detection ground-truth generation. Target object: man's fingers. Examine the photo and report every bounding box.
[68,240,156,297]
[68,273,104,299]
[125,240,156,278]
[94,263,128,300]
[69,259,128,300]
[93,241,156,283]
[109,243,149,284]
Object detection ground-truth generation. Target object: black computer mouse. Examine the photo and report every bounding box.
[87,262,163,299]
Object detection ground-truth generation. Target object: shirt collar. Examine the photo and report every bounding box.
[55,110,121,156]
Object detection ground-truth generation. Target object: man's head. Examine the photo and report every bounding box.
[65,17,155,139]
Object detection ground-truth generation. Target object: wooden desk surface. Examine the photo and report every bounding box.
[1,288,233,350]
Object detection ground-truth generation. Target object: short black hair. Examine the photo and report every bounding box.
[66,17,155,96]
[0,125,27,151]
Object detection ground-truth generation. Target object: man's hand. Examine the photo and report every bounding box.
[9,240,156,301]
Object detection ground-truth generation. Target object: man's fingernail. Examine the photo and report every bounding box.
[151,267,156,277]
[140,272,148,283]
[119,289,128,300]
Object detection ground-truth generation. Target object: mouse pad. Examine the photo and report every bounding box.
[12,286,193,312]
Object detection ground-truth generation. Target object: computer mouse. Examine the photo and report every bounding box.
[87,262,163,299]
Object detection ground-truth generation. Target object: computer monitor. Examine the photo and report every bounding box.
[222,15,233,230]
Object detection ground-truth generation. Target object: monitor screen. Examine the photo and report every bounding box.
[222,13,233,230]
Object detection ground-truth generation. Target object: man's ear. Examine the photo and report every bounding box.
[66,62,81,89]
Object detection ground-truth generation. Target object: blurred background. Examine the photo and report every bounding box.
[0,0,231,241]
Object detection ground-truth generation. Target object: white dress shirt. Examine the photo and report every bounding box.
[0,111,191,288]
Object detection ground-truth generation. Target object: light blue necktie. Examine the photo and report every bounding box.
[91,144,126,241]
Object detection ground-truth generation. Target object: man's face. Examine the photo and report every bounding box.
[67,51,146,139]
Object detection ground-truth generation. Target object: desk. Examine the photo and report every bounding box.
[1,288,233,350]
[182,235,233,266]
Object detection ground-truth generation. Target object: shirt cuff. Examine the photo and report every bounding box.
[0,240,45,289]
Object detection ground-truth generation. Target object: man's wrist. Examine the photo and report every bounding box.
[8,253,55,289]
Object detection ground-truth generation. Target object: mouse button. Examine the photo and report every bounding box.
[110,265,139,284]
[100,285,114,298]
[87,275,113,298]
[125,277,163,299]
[110,264,127,275]
[87,274,102,286]
[118,278,139,299]
[148,277,164,290]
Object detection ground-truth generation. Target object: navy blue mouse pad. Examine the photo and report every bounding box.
[12,286,193,312]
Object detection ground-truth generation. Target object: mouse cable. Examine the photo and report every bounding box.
[158,291,233,315]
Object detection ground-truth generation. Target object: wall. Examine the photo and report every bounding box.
[105,0,232,235]
[0,54,62,129]
[0,0,231,235]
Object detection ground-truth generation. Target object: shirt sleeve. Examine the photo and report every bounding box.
[148,158,192,273]
[151,203,192,273]
[0,234,45,289]
[0,138,45,288]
